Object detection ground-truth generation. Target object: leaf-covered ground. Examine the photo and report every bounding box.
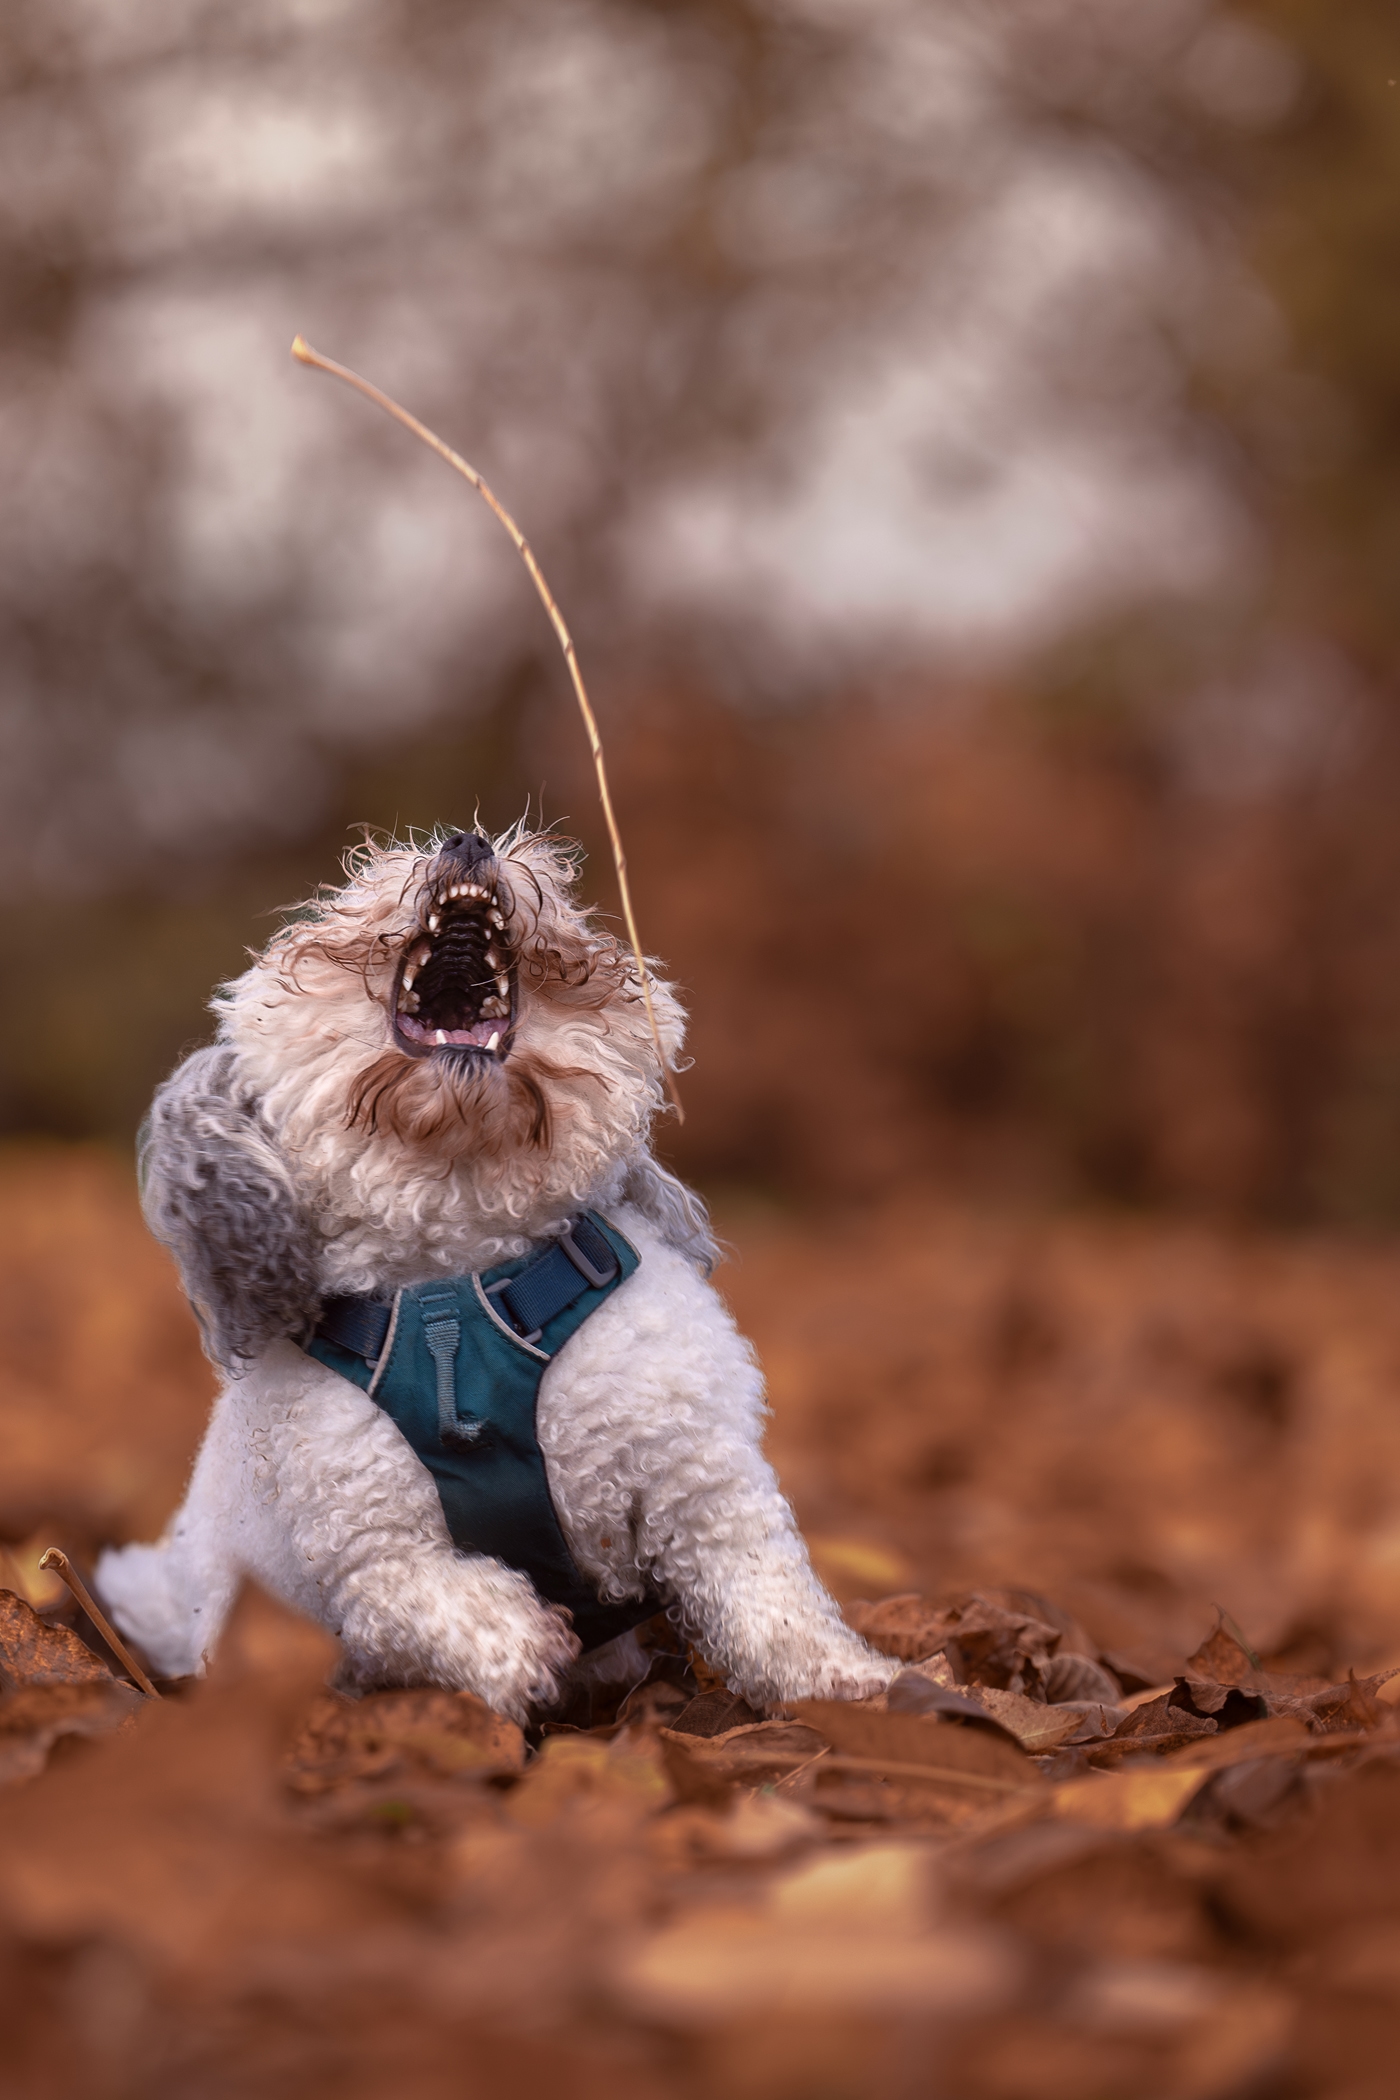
[5,1147,1400,2098]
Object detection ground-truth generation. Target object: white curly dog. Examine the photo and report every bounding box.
[97,825,895,1718]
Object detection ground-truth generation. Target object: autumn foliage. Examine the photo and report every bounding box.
[6,1148,1400,2096]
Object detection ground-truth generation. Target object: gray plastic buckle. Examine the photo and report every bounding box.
[484,1275,543,1346]
[557,1220,618,1290]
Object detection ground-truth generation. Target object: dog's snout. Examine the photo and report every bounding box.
[439,829,495,873]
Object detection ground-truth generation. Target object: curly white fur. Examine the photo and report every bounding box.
[98,826,894,1718]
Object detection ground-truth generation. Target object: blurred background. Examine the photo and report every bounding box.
[1,0,1398,1221]
[12,30,1400,2087]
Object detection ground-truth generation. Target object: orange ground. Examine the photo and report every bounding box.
[6,1146,1400,2098]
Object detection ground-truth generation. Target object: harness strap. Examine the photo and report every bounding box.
[416,1284,482,1449]
[316,1294,392,1363]
[492,1216,620,1340]
[313,1214,622,1365]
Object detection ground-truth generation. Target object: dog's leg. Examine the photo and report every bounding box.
[236,1344,580,1719]
[103,1342,579,1715]
[641,1450,898,1706]
[546,1226,899,1708]
[96,1393,245,1679]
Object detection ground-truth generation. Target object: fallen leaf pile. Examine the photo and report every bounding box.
[9,1152,1400,2096]
[9,1577,1400,2099]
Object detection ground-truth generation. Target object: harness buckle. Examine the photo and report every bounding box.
[484,1276,543,1346]
[557,1220,619,1290]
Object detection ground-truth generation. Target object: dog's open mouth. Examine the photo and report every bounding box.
[392,869,516,1062]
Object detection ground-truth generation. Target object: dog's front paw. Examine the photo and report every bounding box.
[475,1591,581,1723]
[335,1551,581,1718]
[802,1647,901,1701]
[756,1640,900,1705]
[455,1562,587,1721]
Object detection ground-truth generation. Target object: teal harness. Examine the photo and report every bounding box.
[303,1212,661,1650]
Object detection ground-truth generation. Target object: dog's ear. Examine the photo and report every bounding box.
[620,1152,720,1277]
[139,1045,321,1369]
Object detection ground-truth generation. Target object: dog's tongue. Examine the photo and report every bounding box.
[398,1015,501,1049]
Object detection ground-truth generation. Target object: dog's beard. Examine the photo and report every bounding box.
[347,1042,561,1157]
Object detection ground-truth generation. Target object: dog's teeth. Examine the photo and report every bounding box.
[427,914,440,934]
[402,965,417,988]
[495,975,509,997]
[487,1032,499,1052]
[436,1030,447,1045]
[488,909,504,930]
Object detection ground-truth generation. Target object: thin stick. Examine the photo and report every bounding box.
[291,336,683,1120]
[39,1548,160,1698]
[761,1749,1026,1795]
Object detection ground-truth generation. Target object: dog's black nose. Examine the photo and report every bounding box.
[439,829,494,870]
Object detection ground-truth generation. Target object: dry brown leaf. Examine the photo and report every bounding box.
[844,1592,953,1662]
[507,1730,673,1828]
[886,1668,1027,1741]
[665,1687,764,1737]
[1185,1618,1262,1688]
[1064,1964,1293,2100]
[1096,1688,1218,1761]
[659,1719,828,1803]
[1296,1669,1393,1733]
[286,1685,525,1793]
[0,1588,114,1687]
[1039,1651,1124,1705]
[897,1651,958,1692]
[942,1593,1064,1694]
[211,1581,340,1738]
[1053,1765,1212,1831]
[0,1677,142,1783]
[1117,1681,1178,1713]
[1162,1715,1310,1768]
[964,1684,1091,1752]
[792,1699,1039,1790]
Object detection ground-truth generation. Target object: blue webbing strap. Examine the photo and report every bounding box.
[315,1214,621,1366]
[414,1284,482,1448]
[315,1295,392,1363]
[495,1216,619,1339]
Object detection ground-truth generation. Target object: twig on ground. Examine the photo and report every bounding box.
[38,1547,160,1697]
[290,335,683,1120]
